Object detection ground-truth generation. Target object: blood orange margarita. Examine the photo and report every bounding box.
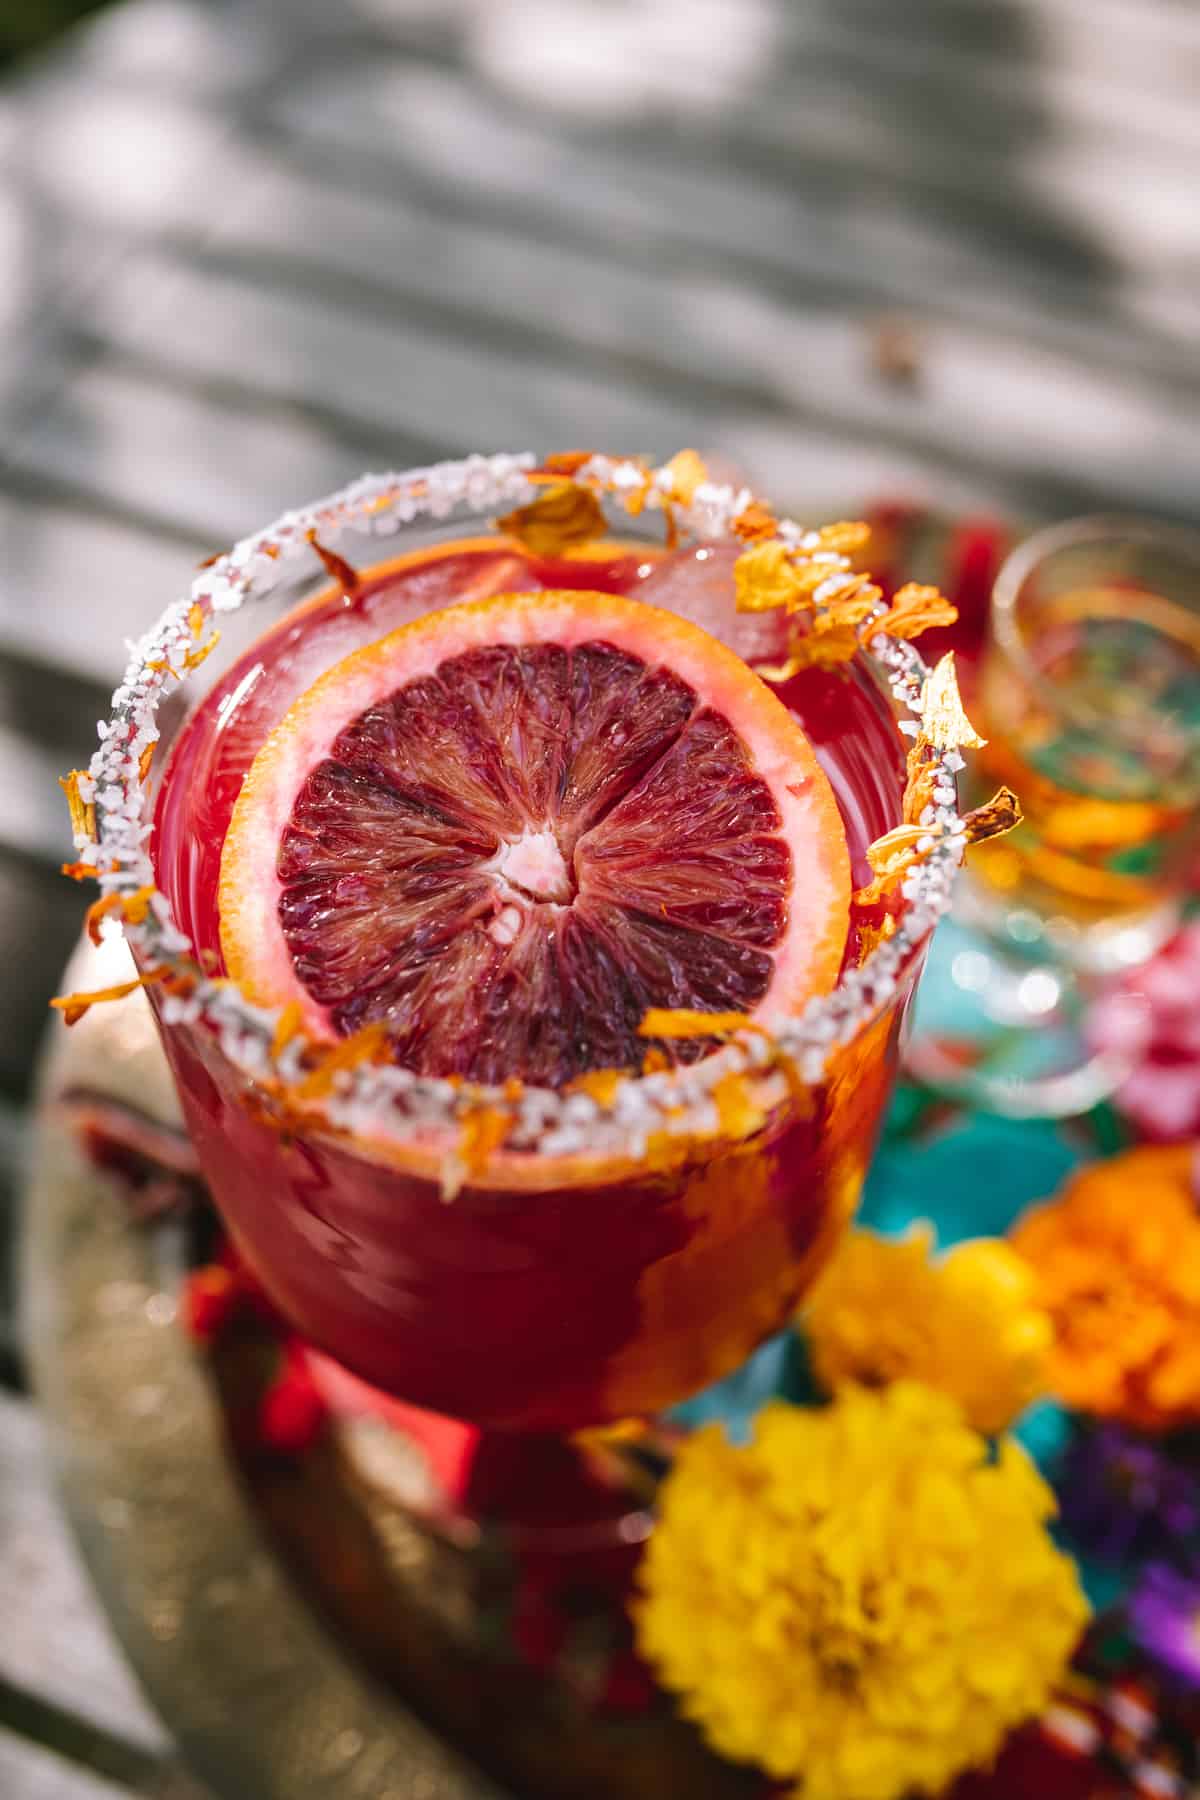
[71,454,958,1432]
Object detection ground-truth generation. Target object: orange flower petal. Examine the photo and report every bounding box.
[497,481,608,557]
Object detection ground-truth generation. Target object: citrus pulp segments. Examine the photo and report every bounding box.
[219,589,851,1072]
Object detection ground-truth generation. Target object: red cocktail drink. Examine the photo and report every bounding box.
[69,454,961,1432]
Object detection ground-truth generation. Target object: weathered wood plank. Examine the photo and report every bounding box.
[267,52,1200,282]
[191,133,1200,396]
[355,0,1200,106]
[0,495,203,684]
[6,359,400,547]
[0,1392,170,1756]
[74,249,1200,523]
[9,48,1197,404]
[0,1729,137,1800]
[82,251,715,459]
[0,1098,24,1381]
[0,857,87,1100]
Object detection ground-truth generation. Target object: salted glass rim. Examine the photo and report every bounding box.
[71,451,967,1169]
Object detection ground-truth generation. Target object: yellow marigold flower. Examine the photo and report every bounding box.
[802,1225,1051,1434]
[635,1383,1087,1800]
[1010,1144,1200,1431]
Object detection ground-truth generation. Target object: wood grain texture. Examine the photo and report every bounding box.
[0,1392,170,1757]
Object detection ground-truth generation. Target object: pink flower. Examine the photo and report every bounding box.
[1087,922,1200,1142]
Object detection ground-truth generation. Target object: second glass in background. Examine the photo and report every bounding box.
[909,515,1200,1116]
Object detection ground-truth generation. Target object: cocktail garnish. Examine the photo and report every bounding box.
[443,1104,517,1202]
[85,884,155,945]
[497,481,608,557]
[304,529,360,595]
[962,785,1022,843]
[51,966,176,1025]
[638,1009,764,1041]
[872,582,960,640]
[919,650,986,750]
[59,770,96,843]
[855,787,1023,907]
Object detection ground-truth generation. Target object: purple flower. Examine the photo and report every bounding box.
[1056,1423,1200,1565]
[1130,1564,1200,1688]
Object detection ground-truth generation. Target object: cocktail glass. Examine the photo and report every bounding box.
[68,454,960,1442]
[907,516,1200,1118]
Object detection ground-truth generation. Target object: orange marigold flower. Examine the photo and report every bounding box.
[869,582,958,641]
[1010,1145,1200,1430]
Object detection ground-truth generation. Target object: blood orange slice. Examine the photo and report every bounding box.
[219,590,850,1087]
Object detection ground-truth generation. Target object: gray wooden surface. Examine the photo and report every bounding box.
[3,0,1200,1792]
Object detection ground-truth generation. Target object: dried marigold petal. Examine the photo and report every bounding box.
[642,1047,671,1074]
[458,1105,512,1171]
[51,968,170,1026]
[292,1020,392,1101]
[963,786,1022,845]
[187,601,205,637]
[752,651,807,683]
[270,1000,305,1060]
[734,542,807,615]
[870,582,959,641]
[569,1069,626,1107]
[137,741,156,783]
[59,770,97,843]
[498,481,608,557]
[196,549,225,570]
[643,1121,691,1176]
[856,909,899,962]
[183,630,221,673]
[815,521,872,556]
[853,824,927,908]
[542,450,597,476]
[711,1070,767,1142]
[865,823,927,875]
[771,622,862,673]
[441,1104,514,1201]
[62,860,100,882]
[921,652,986,751]
[660,449,708,507]
[823,584,881,629]
[306,528,360,595]
[639,1008,763,1040]
[84,884,156,945]
[731,499,777,543]
[902,743,939,826]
